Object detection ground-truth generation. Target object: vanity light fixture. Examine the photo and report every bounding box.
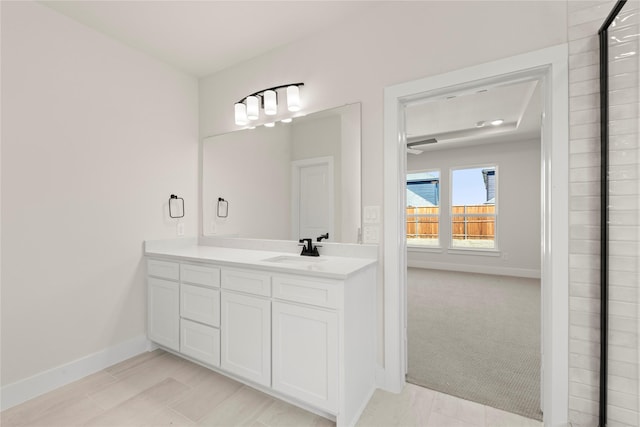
[234,103,248,126]
[246,96,260,120]
[264,122,275,128]
[490,118,504,126]
[281,118,293,123]
[286,85,301,111]
[234,83,304,126]
[264,90,277,116]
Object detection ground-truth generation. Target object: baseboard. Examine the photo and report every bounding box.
[375,365,388,390]
[344,384,377,427]
[1,334,151,411]
[407,260,541,279]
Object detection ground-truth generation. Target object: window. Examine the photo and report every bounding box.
[406,171,440,247]
[451,166,497,249]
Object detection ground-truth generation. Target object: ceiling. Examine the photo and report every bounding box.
[39,1,542,147]
[405,80,542,153]
[40,1,381,77]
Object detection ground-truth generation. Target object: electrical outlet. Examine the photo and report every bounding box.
[177,222,185,236]
[363,225,379,244]
[364,206,381,224]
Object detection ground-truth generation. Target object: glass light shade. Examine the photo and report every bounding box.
[264,90,277,116]
[281,118,293,123]
[287,85,301,112]
[246,96,259,120]
[264,122,275,127]
[234,103,248,126]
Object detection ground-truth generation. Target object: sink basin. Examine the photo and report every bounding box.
[262,255,327,264]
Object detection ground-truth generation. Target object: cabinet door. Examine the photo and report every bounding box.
[220,292,271,386]
[272,301,338,412]
[180,319,220,367]
[148,277,179,351]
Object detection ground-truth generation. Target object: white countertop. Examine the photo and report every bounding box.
[144,243,377,280]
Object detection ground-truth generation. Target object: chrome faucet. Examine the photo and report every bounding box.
[298,238,320,257]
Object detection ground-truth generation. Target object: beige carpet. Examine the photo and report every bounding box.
[406,268,542,421]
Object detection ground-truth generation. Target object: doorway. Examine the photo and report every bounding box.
[403,78,543,419]
[382,44,569,426]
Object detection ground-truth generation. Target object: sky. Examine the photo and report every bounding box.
[407,167,493,206]
[452,167,490,205]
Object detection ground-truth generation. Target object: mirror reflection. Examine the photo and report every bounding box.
[202,103,361,243]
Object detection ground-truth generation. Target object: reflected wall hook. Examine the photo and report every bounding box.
[169,194,184,218]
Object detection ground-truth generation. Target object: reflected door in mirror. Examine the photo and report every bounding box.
[293,157,334,241]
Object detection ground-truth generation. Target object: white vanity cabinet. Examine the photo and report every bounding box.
[145,250,376,427]
[147,260,180,351]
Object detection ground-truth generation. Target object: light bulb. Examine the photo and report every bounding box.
[264,90,277,116]
[287,85,301,112]
[281,118,293,123]
[246,96,259,120]
[234,103,248,126]
[264,122,275,128]
[490,119,504,126]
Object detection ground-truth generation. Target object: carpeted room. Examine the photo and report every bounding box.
[404,83,543,421]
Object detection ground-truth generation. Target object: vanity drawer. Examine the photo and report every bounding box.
[273,276,342,309]
[221,269,271,297]
[147,259,179,281]
[180,318,220,367]
[180,284,220,327]
[181,264,220,288]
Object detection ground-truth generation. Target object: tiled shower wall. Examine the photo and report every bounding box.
[568,1,640,426]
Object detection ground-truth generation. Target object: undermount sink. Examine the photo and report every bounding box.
[262,255,327,264]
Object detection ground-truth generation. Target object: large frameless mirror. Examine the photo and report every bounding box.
[201,103,361,243]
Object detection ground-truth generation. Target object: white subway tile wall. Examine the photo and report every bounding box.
[568,1,640,426]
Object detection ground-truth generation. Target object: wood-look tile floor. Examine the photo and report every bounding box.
[1,349,542,427]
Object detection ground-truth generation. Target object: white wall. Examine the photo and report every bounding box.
[1,0,198,392]
[406,139,541,278]
[199,1,568,366]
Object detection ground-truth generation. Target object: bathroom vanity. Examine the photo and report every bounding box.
[145,239,377,427]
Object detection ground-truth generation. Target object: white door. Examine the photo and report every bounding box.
[220,291,271,386]
[292,157,334,241]
[272,301,338,412]
[148,277,180,351]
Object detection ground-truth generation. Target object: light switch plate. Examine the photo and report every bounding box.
[364,205,381,224]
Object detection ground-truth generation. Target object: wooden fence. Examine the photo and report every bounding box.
[406,205,495,240]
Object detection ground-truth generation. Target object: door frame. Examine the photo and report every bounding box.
[382,44,569,425]
[291,156,335,241]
